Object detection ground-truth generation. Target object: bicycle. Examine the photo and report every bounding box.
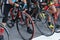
[29,1,55,36]
[7,2,35,40]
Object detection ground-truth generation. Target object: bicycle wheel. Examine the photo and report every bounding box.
[16,12,34,40]
[35,11,55,36]
[0,23,9,40]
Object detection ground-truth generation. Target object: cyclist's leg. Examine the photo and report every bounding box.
[24,10,33,34]
[49,4,58,23]
[46,5,56,30]
[53,0,59,23]
[2,4,13,27]
[22,0,33,34]
[52,5,58,23]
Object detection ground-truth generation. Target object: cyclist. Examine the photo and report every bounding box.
[39,0,58,31]
[1,0,33,34]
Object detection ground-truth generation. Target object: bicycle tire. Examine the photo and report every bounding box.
[35,11,55,36]
[16,11,35,40]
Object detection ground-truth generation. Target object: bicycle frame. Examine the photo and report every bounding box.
[9,7,35,40]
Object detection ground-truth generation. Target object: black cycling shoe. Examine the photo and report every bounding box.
[27,27,33,34]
